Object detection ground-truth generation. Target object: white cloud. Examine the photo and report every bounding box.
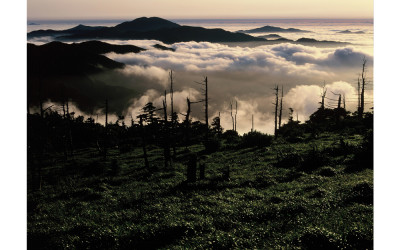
[32,39,373,134]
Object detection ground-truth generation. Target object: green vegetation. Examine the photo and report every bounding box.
[28,108,373,248]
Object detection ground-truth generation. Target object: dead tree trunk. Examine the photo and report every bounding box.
[66,99,74,157]
[195,77,209,140]
[343,94,346,110]
[321,84,327,110]
[62,101,66,119]
[230,101,234,130]
[273,85,279,138]
[139,115,149,168]
[169,70,174,120]
[104,99,108,160]
[359,58,367,118]
[278,86,283,130]
[357,75,361,112]
[234,101,237,132]
[251,114,254,132]
[162,98,171,168]
[185,98,191,146]
[61,100,68,160]
[205,77,209,141]
[169,71,177,157]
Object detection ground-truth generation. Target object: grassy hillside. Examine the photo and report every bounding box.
[27,131,372,249]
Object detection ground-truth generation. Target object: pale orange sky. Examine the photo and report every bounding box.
[28,0,373,20]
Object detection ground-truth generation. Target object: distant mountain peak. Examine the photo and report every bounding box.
[238,25,311,34]
[114,17,180,32]
[67,24,107,31]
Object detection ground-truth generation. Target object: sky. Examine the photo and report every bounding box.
[27,0,373,20]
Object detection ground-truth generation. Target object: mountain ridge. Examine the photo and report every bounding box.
[237,25,311,33]
[28,17,265,44]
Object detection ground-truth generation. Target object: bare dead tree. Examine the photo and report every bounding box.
[230,101,234,130]
[169,70,173,118]
[320,82,327,110]
[331,91,341,109]
[273,85,279,138]
[181,97,204,147]
[66,100,69,118]
[139,115,149,168]
[62,100,66,119]
[234,100,238,132]
[168,71,178,157]
[251,114,254,132]
[64,98,74,157]
[357,75,361,111]
[205,77,208,140]
[343,94,346,110]
[359,57,367,118]
[278,86,283,130]
[162,94,171,168]
[104,99,108,160]
[182,97,192,147]
[195,76,209,140]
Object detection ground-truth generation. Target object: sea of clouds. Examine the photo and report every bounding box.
[35,39,373,134]
[94,40,373,134]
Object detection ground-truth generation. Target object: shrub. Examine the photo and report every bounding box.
[346,129,373,172]
[299,227,342,249]
[119,142,132,154]
[204,137,221,153]
[241,131,273,148]
[298,146,329,172]
[222,130,240,144]
[344,227,373,249]
[345,182,373,205]
[111,159,121,176]
[318,167,336,177]
[275,149,303,169]
[279,120,305,142]
[83,160,107,177]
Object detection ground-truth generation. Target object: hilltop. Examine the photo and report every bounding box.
[27,41,146,114]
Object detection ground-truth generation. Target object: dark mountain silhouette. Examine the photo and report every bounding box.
[275,38,293,42]
[153,44,176,51]
[295,38,349,45]
[225,37,349,47]
[68,24,107,31]
[28,17,265,44]
[114,17,180,32]
[337,30,365,34]
[237,25,311,33]
[27,41,145,113]
[258,34,283,39]
[28,41,145,76]
[28,24,107,38]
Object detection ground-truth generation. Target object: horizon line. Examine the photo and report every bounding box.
[27,17,374,22]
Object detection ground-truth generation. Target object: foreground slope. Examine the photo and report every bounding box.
[28,132,372,249]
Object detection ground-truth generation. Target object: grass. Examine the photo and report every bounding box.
[27,132,372,249]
